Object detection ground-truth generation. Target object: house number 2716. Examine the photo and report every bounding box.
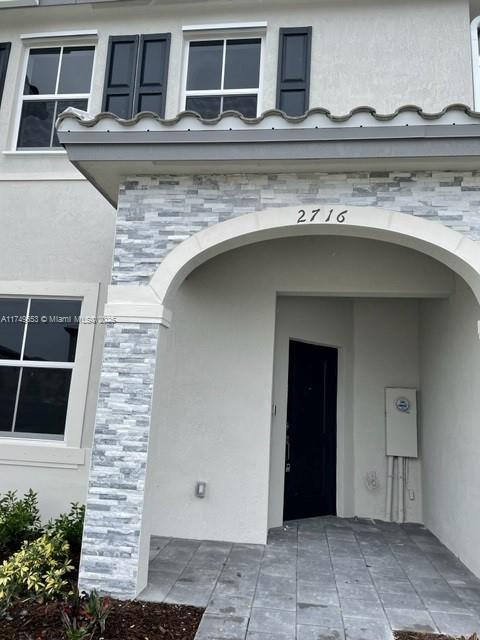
[296,208,348,224]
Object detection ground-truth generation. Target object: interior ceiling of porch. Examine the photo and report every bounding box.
[180,234,456,300]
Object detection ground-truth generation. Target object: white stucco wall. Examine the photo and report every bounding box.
[0,2,117,521]
[0,0,472,524]
[0,0,476,552]
[269,297,423,529]
[0,180,115,521]
[0,0,473,175]
[353,299,422,523]
[420,275,480,577]
[148,235,453,543]
[269,296,354,527]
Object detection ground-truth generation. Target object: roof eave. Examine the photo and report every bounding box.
[58,125,480,207]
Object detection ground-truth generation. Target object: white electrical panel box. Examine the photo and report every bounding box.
[385,387,418,458]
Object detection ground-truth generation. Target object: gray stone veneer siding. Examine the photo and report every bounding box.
[113,171,480,284]
[80,170,480,598]
[79,321,160,597]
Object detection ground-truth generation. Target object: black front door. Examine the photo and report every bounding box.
[283,340,338,521]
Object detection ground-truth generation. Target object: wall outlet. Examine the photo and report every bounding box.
[365,471,380,491]
[195,481,207,498]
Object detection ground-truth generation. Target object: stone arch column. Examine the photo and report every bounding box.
[78,311,169,598]
[78,198,480,599]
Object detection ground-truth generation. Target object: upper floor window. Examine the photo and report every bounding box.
[0,42,11,108]
[17,45,94,149]
[185,37,261,118]
[471,17,480,110]
[0,297,81,440]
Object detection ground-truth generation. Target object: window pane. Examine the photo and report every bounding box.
[0,299,28,359]
[24,48,60,95]
[224,39,261,90]
[24,299,81,363]
[52,99,88,146]
[58,46,94,94]
[185,95,221,119]
[186,41,223,91]
[0,367,20,431]
[15,368,71,436]
[17,100,55,148]
[223,95,258,117]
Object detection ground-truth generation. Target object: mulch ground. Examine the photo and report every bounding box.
[0,599,204,640]
[395,633,478,640]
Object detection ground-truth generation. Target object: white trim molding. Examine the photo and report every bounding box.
[0,280,99,461]
[182,22,267,32]
[0,0,38,7]
[471,16,480,110]
[105,284,172,327]
[0,440,86,469]
[20,30,98,41]
[3,150,67,157]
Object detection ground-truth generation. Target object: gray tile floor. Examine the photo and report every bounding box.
[139,517,480,639]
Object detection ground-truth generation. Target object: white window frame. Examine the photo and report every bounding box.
[0,0,38,7]
[0,281,98,468]
[181,28,266,117]
[13,38,96,153]
[471,16,480,110]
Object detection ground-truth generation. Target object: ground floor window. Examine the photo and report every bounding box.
[0,283,98,445]
[0,297,81,439]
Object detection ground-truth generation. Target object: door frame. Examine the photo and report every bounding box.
[267,296,354,529]
[283,339,339,521]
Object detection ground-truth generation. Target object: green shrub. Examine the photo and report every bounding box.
[0,490,41,555]
[0,493,86,615]
[61,589,113,639]
[0,532,73,608]
[46,503,85,555]
[62,621,92,640]
[82,590,112,633]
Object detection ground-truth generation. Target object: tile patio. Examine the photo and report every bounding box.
[139,517,480,640]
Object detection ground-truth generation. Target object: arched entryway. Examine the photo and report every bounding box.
[140,206,480,586]
[149,205,480,307]
[80,205,480,599]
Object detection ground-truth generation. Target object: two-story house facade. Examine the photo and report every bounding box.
[2,0,480,600]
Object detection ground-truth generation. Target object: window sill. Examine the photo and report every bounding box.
[3,150,67,157]
[0,440,86,469]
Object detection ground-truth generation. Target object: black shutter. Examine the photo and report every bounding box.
[0,43,11,107]
[276,27,312,117]
[102,35,139,118]
[134,33,171,117]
